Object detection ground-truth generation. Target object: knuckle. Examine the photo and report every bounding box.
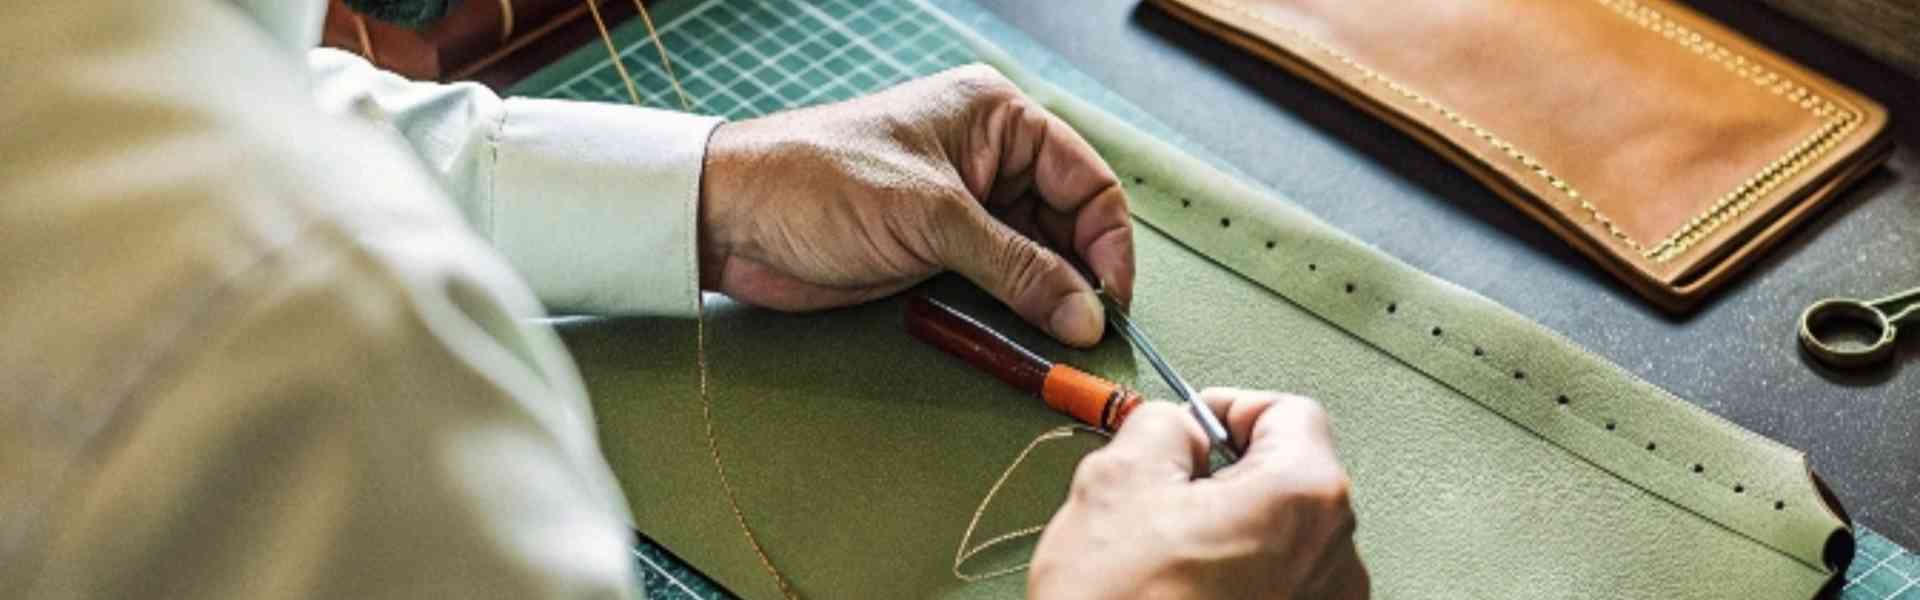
[1069,450,1135,498]
[1304,469,1358,537]
[1025,550,1068,590]
[1311,469,1355,512]
[944,64,1023,110]
[928,192,979,226]
[950,64,1017,93]
[1251,464,1354,525]
[924,195,983,255]
[1277,393,1332,431]
[995,235,1053,297]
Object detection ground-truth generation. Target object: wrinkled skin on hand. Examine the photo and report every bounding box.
[698,66,1366,598]
[1029,389,1371,600]
[698,65,1134,347]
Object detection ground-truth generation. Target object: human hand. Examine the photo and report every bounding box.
[1028,389,1369,600]
[697,65,1133,347]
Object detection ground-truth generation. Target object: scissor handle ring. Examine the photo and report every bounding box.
[1798,298,1897,368]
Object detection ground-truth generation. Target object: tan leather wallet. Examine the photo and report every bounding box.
[1150,0,1893,311]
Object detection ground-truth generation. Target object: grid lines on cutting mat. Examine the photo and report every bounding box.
[525,0,974,117]
[1847,530,1920,600]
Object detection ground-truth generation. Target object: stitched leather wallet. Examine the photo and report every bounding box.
[1149,0,1893,311]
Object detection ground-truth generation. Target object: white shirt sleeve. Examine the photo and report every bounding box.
[307,48,722,317]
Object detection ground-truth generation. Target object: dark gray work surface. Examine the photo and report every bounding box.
[972,0,1920,548]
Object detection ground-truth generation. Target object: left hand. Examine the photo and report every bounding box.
[697,64,1134,347]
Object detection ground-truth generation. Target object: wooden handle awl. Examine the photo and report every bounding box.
[905,295,1140,431]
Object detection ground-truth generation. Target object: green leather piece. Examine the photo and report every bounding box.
[558,7,1848,599]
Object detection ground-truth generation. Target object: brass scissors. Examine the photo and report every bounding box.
[1798,287,1920,368]
[1099,290,1241,470]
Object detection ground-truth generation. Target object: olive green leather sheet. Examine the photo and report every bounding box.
[555,7,1851,599]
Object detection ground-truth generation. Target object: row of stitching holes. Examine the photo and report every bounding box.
[1553,394,1775,507]
[1169,188,1285,252]
[1320,212,1785,511]
[1345,218,1783,510]
[1141,175,1785,512]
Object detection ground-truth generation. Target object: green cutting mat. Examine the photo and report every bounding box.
[513,0,975,116]
[509,1,1919,598]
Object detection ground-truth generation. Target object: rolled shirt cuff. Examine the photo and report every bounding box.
[490,97,723,317]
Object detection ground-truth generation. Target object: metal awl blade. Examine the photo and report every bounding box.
[1098,290,1241,468]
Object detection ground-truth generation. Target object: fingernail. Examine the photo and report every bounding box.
[1050,291,1105,347]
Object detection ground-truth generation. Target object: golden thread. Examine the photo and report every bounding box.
[497,0,516,41]
[1593,0,1864,262]
[584,2,788,595]
[351,13,378,63]
[696,312,800,599]
[953,425,1107,582]
[584,0,643,106]
[632,0,694,112]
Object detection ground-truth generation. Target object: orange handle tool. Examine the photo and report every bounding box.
[904,295,1141,431]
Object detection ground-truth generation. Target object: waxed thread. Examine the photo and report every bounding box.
[583,0,694,112]
[953,425,1109,582]
[586,5,797,596]
[630,0,693,112]
[584,0,643,106]
[351,13,378,63]
[697,313,799,599]
[497,0,516,41]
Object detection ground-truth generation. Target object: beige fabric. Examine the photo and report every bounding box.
[1,0,721,597]
[308,49,721,317]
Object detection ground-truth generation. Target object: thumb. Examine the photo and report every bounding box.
[1100,401,1210,483]
[938,206,1106,347]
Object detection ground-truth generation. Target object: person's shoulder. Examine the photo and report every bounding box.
[0,60,534,407]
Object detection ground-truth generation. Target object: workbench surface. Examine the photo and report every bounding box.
[971,0,1919,549]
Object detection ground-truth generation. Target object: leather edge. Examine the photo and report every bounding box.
[1668,126,1895,300]
[1811,468,1857,599]
[1631,0,1894,281]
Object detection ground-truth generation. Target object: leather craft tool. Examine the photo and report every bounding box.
[1798,286,1920,368]
[1098,289,1241,468]
[905,295,1142,431]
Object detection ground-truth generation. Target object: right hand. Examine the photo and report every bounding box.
[1028,389,1369,599]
